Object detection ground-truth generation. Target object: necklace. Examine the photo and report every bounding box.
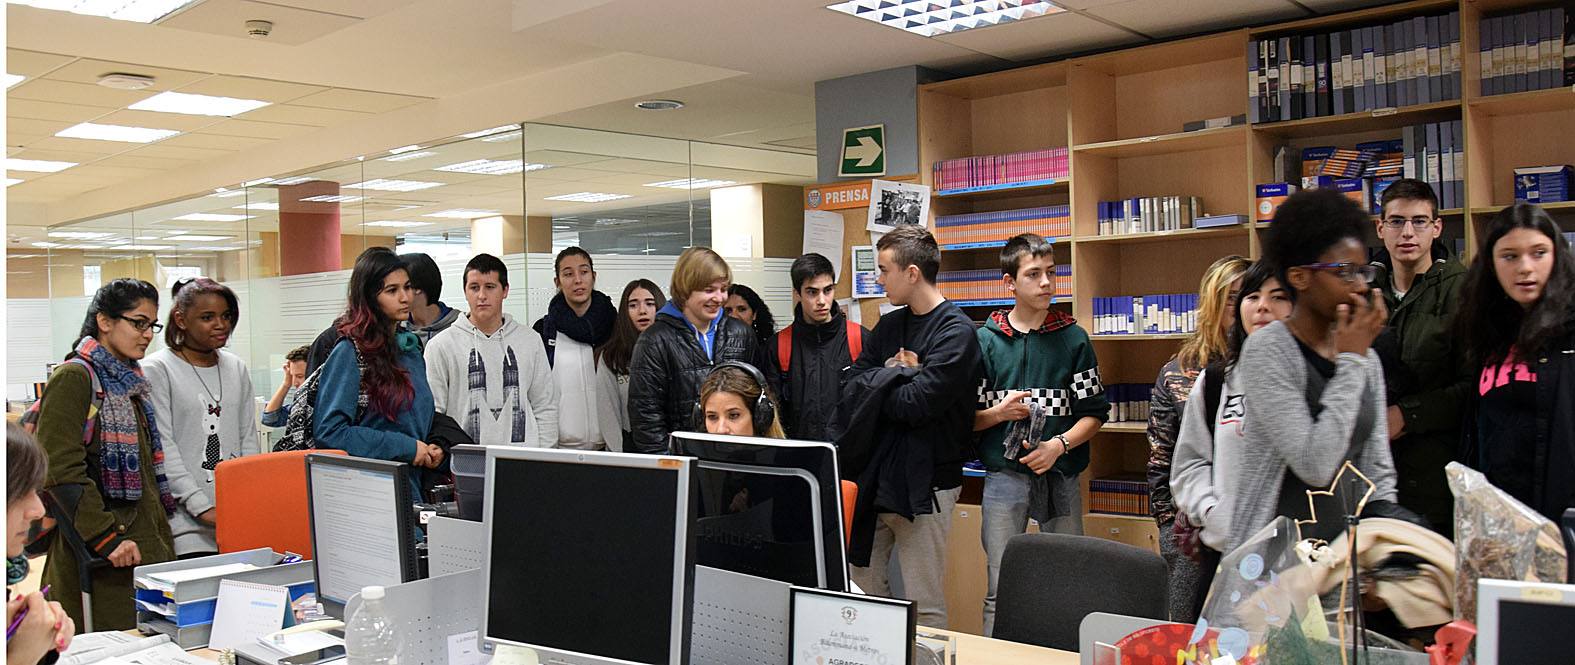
[180,349,223,417]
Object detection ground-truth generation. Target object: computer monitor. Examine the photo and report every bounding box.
[481,447,696,665]
[668,431,847,591]
[1475,578,1575,665]
[305,453,420,619]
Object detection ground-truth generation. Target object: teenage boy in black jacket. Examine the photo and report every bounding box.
[839,226,982,629]
[766,253,871,442]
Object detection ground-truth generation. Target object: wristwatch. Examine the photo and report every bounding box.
[1052,434,1070,455]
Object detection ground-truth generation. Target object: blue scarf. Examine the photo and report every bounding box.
[75,338,176,514]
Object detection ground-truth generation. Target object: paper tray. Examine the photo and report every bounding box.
[133,548,313,604]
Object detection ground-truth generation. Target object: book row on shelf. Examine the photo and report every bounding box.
[1249,9,1461,124]
[1478,7,1571,96]
[1255,119,1465,219]
[931,147,1068,193]
[937,267,1071,303]
[1093,294,1199,336]
[1106,383,1153,425]
[934,205,1071,248]
[1089,474,1151,518]
[1096,196,1205,236]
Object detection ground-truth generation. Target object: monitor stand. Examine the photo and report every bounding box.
[690,565,791,665]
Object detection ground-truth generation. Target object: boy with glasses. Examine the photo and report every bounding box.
[1368,178,1470,533]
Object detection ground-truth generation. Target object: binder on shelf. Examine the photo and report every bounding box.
[1362,26,1376,112]
[1260,39,1273,122]
[1440,121,1455,210]
[1480,16,1495,96]
[1401,18,1416,106]
[1316,34,1332,117]
[1550,8,1565,89]
[1451,120,1465,210]
[1289,36,1303,120]
[1303,34,1317,116]
[1248,40,1261,124]
[1279,36,1293,121]
[1447,10,1461,99]
[1373,25,1388,109]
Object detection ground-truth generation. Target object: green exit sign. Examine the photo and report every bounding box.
[839,124,885,177]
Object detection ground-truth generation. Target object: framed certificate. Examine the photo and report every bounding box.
[789,588,915,665]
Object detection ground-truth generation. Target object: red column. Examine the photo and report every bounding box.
[278,180,342,276]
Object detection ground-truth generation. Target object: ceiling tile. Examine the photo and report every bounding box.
[199,119,320,140]
[92,154,200,170]
[6,117,73,138]
[259,0,421,19]
[92,109,225,132]
[67,164,167,180]
[25,136,133,156]
[1088,0,1305,38]
[934,11,1145,62]
[6,99,115,123]
[174,76,329,104]
[6,50,76,78]
[8,79,155,108]
[159,0,363,47]
[127,144,233,161]
[287,88,428,113]
[7,147,107,165]
[235,104,372,126]
[158,133,273,151]
[6,134,47,150]
[42,59,211,91]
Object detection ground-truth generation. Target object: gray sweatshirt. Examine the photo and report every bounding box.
[1183,322,1397,553]
[143,348,260,555]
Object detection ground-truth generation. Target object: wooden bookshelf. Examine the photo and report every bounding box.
[1471,201,1575,215]
[1100,421,1148,434]
[900,0,1569,557]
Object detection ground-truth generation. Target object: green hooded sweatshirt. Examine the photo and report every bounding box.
[976,309,1110,476]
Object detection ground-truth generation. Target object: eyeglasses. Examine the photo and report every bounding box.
[115,315,164,334]
[1300,262,1378,284]
[1380,216,1437,230]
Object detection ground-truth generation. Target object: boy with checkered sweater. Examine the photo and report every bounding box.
[972,233,1109,635]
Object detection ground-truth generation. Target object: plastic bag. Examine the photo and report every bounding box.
[1445,461,1567,623]
[1196,516,1326,663]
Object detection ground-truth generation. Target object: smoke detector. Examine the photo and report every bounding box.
[97,73,156,90]
[634,99,684,111]
[246,19,273,38]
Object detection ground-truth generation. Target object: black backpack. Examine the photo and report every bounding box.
[275,341,367,452]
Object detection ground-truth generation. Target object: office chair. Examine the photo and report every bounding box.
[214,449,346,556]
[992,533,1169,650]
[840,480,857,548]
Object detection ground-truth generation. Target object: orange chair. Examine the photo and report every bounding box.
[214,449,346,556]
[840,480,858,548]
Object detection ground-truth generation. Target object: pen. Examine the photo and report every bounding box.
[5,584,51,640]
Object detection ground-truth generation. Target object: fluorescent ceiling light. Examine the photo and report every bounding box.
[166,234,230,241]
[388,145,424,154]
[343,179,444,192]
[5,178,23,187]
[272,176,313,186]
[382,151,436,163]
[173,213,251,222]
[3,73,23,88]
[115,244,175,250]
[48,231,115,239]
[300,195,363,203]
[30,242,64,248]
[210,188,247,198]
[6,0,198,23]
[423,209,499,219]
[544,192,632,203]
[6,158,77,173]
[460,125,518,139]
[644,178,738,190]
[480,131,522,143]
[233,202,279,211]
[826,0,1060,37]
[56,122,180,143]
[433,159,547,176]
[240,177,274,187]
[363,220,434,228]
[128,91,271,117]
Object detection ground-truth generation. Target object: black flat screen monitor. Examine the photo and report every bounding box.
[668,431,847,591]
[304,453,420,620]
[482,447,696,665]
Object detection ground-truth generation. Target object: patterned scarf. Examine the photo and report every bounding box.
[75,337,176,514]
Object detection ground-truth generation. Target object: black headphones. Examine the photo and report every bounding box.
[691,361,776,435]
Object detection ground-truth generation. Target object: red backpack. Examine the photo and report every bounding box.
[776,321,864,373]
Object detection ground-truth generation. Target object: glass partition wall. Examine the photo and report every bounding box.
[6,123,817,428]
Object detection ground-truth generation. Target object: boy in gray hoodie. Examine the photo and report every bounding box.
[426,254,558,446]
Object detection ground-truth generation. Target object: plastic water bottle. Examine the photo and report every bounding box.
[345,585,401,664]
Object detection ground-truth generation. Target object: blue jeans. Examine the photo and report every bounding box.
[980,468,1082,636]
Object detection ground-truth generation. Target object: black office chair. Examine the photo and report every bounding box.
[992,533,1169,651]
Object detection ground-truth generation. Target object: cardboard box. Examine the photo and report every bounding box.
[1256,183,1299,222]
[1515,165,1573,204]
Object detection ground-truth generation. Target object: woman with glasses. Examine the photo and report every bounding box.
[143,278,258,559]
[35,279,176,629]
[1456,203,1575,523]
[1215,188,1400,552]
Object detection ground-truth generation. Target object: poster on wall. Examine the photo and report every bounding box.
[866,179,930,235]
[802,210,845,280]
[851,245,883,299]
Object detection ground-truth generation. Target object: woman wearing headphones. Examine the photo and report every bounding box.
[697,362,784,439]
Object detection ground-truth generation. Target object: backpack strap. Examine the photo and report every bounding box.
[845,321,863,364]
[777,325,793,373]
[1203,363,1224,438]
